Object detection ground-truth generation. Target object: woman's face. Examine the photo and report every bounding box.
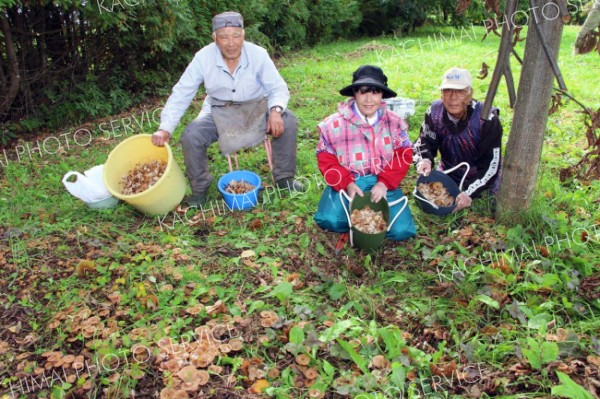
[354,86,383,118]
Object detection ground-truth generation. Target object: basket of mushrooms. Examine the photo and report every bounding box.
[414,162,473,216]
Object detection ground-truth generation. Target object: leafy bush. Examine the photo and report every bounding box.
[37,74,136,129]
[359,0,431,36]
[307,0,363,44]
[257,0,310,52]
[1,0,495,133]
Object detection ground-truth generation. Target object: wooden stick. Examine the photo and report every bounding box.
[511,48,523,65]
[504,61,517,108]
[482,0,519,118]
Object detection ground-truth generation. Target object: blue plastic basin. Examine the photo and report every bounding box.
[217,170,262,211]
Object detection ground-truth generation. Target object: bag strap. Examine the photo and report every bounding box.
[62,171,87,197]
[62,171,85,185]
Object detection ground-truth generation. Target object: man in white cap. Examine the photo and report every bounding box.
[151,11,304,207]
[414,67,503,212]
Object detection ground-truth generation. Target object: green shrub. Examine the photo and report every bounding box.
[2,0,500,134]
[308,0,363,44]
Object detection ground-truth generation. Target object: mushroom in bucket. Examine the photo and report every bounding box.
[413,162,470,216]
[217,170,262,211]
[340,190,409,252]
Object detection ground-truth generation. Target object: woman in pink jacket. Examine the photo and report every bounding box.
[314,65,416,241]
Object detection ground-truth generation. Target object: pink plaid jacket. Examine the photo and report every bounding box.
[317,99,411,177]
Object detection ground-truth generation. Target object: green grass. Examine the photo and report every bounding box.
[1,24,599,399]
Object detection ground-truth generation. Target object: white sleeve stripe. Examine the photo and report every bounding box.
[465,147,500,196]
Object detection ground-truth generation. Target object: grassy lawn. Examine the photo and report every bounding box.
[1,24,599,399]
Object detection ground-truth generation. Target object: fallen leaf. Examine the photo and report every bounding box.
[206,300,227,315]
[537,246,550,257]
[478,62,489,79]
[241,250,256,259]
[587,355,600,366]
[248,219,263,230]
[430,361,456,377]
[249,379,270,394]
[8,322,22,334]
[76,260,96,277]
[144,295,159,310]
[370,355,391,370]
[491,258,512,275]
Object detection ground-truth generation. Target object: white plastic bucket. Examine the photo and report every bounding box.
[384,97,416,119]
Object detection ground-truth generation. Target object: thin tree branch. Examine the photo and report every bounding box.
[555,87,592,115]
[529,0,568,91]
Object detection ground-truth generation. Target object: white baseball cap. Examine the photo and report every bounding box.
[439,67,472,90]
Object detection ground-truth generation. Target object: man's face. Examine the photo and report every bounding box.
[214,27,245,60]
[354,86,383,118]
[441,87,472,118]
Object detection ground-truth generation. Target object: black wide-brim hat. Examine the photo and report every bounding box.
[339,65,397,99]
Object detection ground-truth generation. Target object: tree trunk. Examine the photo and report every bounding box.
[574,0,600,54]
[496,0,564,217]
[0,38,7,96]
[0,12,21,119]
[79,10,88,75]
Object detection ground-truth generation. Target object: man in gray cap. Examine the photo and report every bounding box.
[152,11,304,207]
[414,67,503,213]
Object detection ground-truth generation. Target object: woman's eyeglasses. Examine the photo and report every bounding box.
[355,86,382,95]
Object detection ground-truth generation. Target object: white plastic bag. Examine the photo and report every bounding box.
[62,164,112,203]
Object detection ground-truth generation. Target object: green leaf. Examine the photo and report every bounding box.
[300,234,310,249]
[265,282,294,303]
[207,274,224,283]
[316,242,327,256]
[383,273,408,284]
[289,326,305,345]
[390,361,406,388]
[474,294,499,309]
[523,338,541,370]
[321,359,335,380]
[523,347,541,370]
[542,273,561,286]
[328,283,347,300]
[551,371,594,399]
[336,338,368,374]
[378,327,404,358]
[528,313,551,331]
[319,319,353,342]
[541,341,559,364]
[247,300,265,315]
